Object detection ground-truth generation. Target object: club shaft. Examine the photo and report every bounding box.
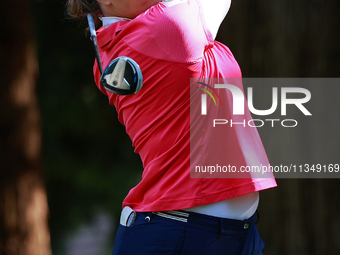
[87,14,103,74]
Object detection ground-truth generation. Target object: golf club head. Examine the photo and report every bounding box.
[101,57,143,95]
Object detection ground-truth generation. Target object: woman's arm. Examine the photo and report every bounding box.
[199,0,231,39]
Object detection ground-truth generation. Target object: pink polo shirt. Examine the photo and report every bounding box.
[93,0,276,212]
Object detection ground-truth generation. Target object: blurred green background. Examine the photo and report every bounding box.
[33,1,144,254]
[1,0,339,255]
[33,0,340,254]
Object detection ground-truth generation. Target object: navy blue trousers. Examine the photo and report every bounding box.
[112,211,265,255]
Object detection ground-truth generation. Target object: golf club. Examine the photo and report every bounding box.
[87,14,103,74]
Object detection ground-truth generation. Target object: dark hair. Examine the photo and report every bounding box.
[66,0,102,29]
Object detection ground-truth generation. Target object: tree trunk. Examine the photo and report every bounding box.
[0,0,51,254]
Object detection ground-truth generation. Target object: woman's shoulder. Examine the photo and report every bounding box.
[122,0,210,63]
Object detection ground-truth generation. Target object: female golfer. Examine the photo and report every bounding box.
[67,0,277,254]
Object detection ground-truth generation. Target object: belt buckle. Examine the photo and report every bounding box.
[120,206,137,227]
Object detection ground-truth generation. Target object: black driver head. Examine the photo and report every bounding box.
[100,57,143,95]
